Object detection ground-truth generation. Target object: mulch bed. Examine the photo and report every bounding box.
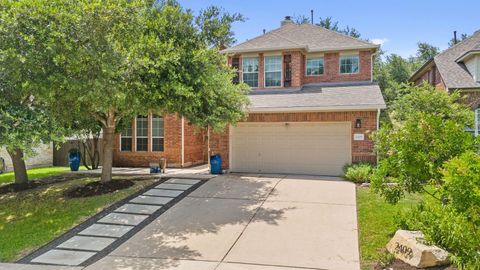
[0,173,93,195]
[64,179,135,198]
[376,259,456,270]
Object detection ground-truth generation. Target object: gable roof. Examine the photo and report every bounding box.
[411,31,480,90]
[222,23,379,54]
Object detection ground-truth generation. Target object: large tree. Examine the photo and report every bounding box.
[0,0,65,188]
[38,0,248,182]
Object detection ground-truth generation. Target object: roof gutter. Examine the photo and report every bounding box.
[221,45,379,54]
[248,104,386,113]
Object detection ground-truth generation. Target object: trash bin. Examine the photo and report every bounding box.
[150,163,160,174]
[210,154,222,174]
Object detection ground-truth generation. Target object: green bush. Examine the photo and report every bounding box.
[400,151,480,269]
[343,163,373,183]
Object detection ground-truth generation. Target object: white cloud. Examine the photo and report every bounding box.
[371,38,389,46]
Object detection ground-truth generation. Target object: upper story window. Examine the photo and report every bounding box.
[264,56,282,87]
[152,115,164,152]
[340,55,359,74]
[120,124,132,152]
[136,116,148,151]
[306,57,324,76]
[242,57,259,88]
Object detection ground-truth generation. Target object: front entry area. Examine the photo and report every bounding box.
[230,122,352,176]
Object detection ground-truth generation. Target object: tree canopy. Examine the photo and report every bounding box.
[2,0,249,183]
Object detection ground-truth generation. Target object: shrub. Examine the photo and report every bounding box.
[400,151,480,269]
[343,163,373,183]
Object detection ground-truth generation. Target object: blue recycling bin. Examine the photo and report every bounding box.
[210,154,222,174]
[68,152,81,171]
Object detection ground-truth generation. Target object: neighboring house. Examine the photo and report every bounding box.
[410,30,480,136]
[113,16,386,176]
[0,144,53,172]
[209,16,386,176]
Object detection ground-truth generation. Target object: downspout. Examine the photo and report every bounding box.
[376,108,381,166]
[371,49,378,82]
[207,125,211,171]
[181,117,185,167]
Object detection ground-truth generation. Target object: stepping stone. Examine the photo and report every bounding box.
[31,249,96,266]
[143,189,183,197]
[98,213,148,226]
[166,178,201,185]
[78,224,134,238]
[155,183,192,190]
[115,203,162,214]
[130,195,173,205]
[57,236,115,251]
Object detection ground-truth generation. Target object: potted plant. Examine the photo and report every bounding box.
[68,148,81,171]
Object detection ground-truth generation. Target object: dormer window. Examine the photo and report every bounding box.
[242,57,259,88]
[340,55,359,74]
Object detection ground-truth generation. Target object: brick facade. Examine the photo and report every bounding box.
[230,49,373,90]
[413,65,446,90]
[210,111,378,169]
[113,114,206,168]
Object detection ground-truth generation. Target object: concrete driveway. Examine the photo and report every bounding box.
[85,174,359,270]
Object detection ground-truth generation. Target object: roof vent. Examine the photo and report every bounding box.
[281,16,293,26]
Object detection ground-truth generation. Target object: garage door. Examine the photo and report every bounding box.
[230,122,351,176]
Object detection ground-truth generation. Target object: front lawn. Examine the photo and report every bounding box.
[0,166,85,185]
[0,175,156,262]
[357,187,423,269]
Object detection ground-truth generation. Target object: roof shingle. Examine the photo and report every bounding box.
[247,82,386,112]
[222,23,378,54]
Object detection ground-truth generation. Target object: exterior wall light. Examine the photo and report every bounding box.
[355,119,362,128]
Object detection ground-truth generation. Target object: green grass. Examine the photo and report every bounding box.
[0,176,156,262]
[357,187,423,270]
[0,166,85,185]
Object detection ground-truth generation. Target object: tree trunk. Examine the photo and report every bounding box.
[100,112,116,183]
[7,148,29,189]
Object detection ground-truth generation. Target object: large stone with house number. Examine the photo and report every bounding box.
[386,230,449,268]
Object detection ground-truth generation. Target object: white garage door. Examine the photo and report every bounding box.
[230,122,351,176]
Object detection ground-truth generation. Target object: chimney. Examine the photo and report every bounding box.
[454,31,458,44]
[310,10,314,24]
[281,16,293,26]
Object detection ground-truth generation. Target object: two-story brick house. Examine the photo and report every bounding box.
[112,16,386,176]
[208,17,386,176]
[410,30,480,136]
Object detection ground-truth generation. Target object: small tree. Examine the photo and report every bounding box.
[0,0,65,188]
[372,84,475,203]
[39,0,249,183]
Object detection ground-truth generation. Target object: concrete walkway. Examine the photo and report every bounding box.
[84,174,360,270]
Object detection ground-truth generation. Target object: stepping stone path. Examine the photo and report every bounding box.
[28,178,202,266]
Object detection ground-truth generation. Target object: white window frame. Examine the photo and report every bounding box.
[339,55,360,74]
[242,57,259,88]
[305,57,325,76]
[151,114,165,152]
[135,116,149,152]
[264,55,283,88]
[475,108,480,137]
[120,123,133,152]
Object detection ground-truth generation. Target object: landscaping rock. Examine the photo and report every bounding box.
[386,230,449,268]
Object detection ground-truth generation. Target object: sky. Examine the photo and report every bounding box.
[178,0,480,58]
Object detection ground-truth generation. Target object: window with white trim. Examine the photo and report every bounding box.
[475,108,480,137]
[340,55,359,74]
[136,116,148,151]
[120,124,132,151]
[306,57,324,75]
[242,57,259,88]
[264,56,282,87]
[152,115,164,151]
